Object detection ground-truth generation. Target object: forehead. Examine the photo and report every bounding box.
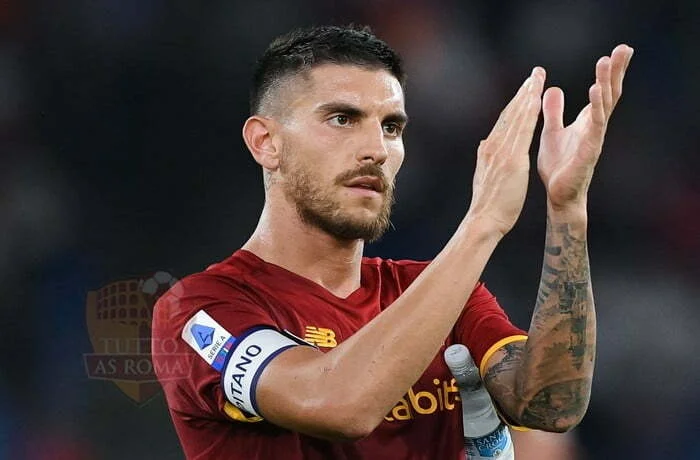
[289,64,405,114]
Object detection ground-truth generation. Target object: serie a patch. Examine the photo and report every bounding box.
[182,311,311,416]
[181,310,235,372]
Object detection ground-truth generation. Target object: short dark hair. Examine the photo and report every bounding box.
[250,25,406,115]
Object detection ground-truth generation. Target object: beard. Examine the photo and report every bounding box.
[280,158,395,243]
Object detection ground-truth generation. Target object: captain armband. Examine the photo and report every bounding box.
[181,310,311,417]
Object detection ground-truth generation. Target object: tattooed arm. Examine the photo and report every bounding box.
[483,211,593,432]
[481,44,633,432]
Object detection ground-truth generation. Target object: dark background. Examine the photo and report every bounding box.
[1,1,698,459]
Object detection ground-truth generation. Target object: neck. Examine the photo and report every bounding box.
[242,198,364,299]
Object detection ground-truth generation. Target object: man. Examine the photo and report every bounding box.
[152,25,633,459]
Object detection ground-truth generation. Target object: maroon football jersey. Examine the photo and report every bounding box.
[152,250,526,459]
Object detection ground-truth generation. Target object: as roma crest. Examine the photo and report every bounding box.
[84,271,185,405]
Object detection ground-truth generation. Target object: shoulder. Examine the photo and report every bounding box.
[168,250,263,299]
[153,251,266,325]
[362,256,492,299]
[362,256,430,277]
[361,257,431,294]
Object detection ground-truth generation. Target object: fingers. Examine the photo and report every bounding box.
[596,56,613,116]
[609,44,634,107]
[589,83,606,135]
[487,67,545,142]
[508,67,545,154]
[488,68,540,138]
[589,44,633,129]
[542,86,564,133]
[596,44,634,117]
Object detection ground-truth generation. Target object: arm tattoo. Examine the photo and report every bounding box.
[482,342,526,423]
[485,217,596,431]
[520,379,591,431]
[483,342,523,393]
[521,217,595,430]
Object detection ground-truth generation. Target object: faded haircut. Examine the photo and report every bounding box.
[250,25,406,115]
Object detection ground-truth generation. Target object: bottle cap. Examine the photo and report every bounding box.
[444,344,480,387]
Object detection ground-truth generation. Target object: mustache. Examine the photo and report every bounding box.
[334,164,392,192]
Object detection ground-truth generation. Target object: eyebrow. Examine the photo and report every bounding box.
[315,102,409,126]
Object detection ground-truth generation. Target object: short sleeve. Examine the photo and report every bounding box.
[152,274,279,423]
[453,282,527,371]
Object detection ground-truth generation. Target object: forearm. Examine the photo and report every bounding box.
[483,42,633,433]
[516,204,596,430]
[259,217,503,436]
[331,218,501,415]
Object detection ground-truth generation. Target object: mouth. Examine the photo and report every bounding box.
[344,176,385,193]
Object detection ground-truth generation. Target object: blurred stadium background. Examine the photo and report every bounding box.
[1,1,698,459]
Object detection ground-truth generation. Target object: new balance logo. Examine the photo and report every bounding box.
[303,326,338,348]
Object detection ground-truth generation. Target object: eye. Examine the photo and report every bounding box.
[329,114,352,127]
[383,122,403,137]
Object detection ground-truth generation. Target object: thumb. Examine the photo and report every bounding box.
[542,87,565,133]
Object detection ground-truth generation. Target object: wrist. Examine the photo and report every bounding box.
[546,201,588,233]
[458,214,507,245]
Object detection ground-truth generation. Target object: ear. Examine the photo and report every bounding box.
[242,115,280,170]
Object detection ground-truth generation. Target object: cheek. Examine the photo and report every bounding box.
[283,141,337,186]
[386,143,405,178]
[292,135,351,180]
[286,124,339,163]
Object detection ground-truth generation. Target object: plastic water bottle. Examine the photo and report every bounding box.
[444,344,514,460]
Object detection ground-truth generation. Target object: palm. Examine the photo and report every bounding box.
[536,45,633,209]
[538,103,603,208]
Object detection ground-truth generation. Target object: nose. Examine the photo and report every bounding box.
[355,121,389,165]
